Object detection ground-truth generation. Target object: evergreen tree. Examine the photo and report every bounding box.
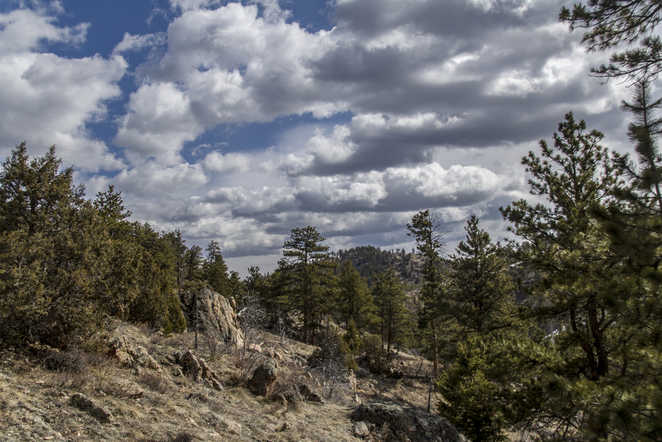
[336,260,375,330]
[0,144,107,347]
[560,0,662,82]
[373,268,410,355]
[183,245,204,282]
[280,226,335,344]
[203,240,229,296]
[498,114,655,438]
[446,215,516,336]
[407,210,444,375]
[436,216,523,441]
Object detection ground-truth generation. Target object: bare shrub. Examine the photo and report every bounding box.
[237,294,266,354]
[267,366,304,409]
[43,348,89,373]
[229,348,263,386]
[360,334,391,374]
[204,332,228,361]
[138,372,170,394]
[308,332,352,402]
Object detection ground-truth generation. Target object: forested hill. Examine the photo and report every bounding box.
[335,246,422,286]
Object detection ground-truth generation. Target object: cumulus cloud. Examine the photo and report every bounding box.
[0,8,126,171]
[115,82,203,165]
[113,32,166,54]
[0,0,633,271]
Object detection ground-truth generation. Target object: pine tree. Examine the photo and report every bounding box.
[407,210,444,376]
[498,114,657,438]
[436,216,523,441]
[281,226,335,344]
[560,0,662,82]
[203,240,229,296]
[373,268,410,355]
[336,260,375,330]
[446,215,516,336]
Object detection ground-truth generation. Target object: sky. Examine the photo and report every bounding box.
[0,0,636,274]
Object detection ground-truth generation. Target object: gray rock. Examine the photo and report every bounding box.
[175,350,223,390]
[351,401,466,442]
[248,359,278,396]
[69,393,111,423]
[181,287,244,348]
[108,336,161,371]
[177,350,202,381]
[353,421,370,438]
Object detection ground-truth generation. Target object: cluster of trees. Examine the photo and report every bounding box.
[403,1,662,438]
[335,246,421,285]
[0,144,241,349]
[241,226,414,360]
[2,1,661,440]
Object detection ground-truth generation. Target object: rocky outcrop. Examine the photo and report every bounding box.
[109,336,161,371]
[248,359,278,396]
[181,287,244,349]
[174,350,223,391]
[351,401,466,442]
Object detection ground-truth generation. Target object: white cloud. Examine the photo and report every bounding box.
[0,8,88,54]
[115,82,203,165]
[112,32,166,54]
[0,8,125,171]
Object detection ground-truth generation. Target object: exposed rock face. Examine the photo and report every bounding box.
[109,336,161,371]
[174,350,223,391]
[69,393,111,423]
[181,287,244,349]
[351,401,466,442]
[248,359,278,396]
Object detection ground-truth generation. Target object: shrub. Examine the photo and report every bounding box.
[360,334,390,374]
[43,348,89,373]
[139,372,170,394]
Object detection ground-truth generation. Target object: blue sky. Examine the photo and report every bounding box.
[0,0,633,273]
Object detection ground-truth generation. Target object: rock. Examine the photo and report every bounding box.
[175,350,223,390]
[298,384,323,403]
[353,421,370,438]
[69,393,111,423]
[351,401,467,442]
[109,336,161,371]
[248,359,278,396]
[181,287,244,349]
[178,350,202,380]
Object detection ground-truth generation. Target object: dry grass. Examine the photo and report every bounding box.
[138,372,170,394]
[0,323,463,442]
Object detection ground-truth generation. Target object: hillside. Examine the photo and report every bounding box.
[0,322,464,442]
[336,246,422,286]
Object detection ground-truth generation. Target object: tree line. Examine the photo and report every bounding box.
[1,0,661,439]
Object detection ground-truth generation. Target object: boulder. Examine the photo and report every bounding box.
[248,359,278,396]
[351,401,466,442]
[108,336,161,371]
[181,287,244,349]
[174,350,223,391]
